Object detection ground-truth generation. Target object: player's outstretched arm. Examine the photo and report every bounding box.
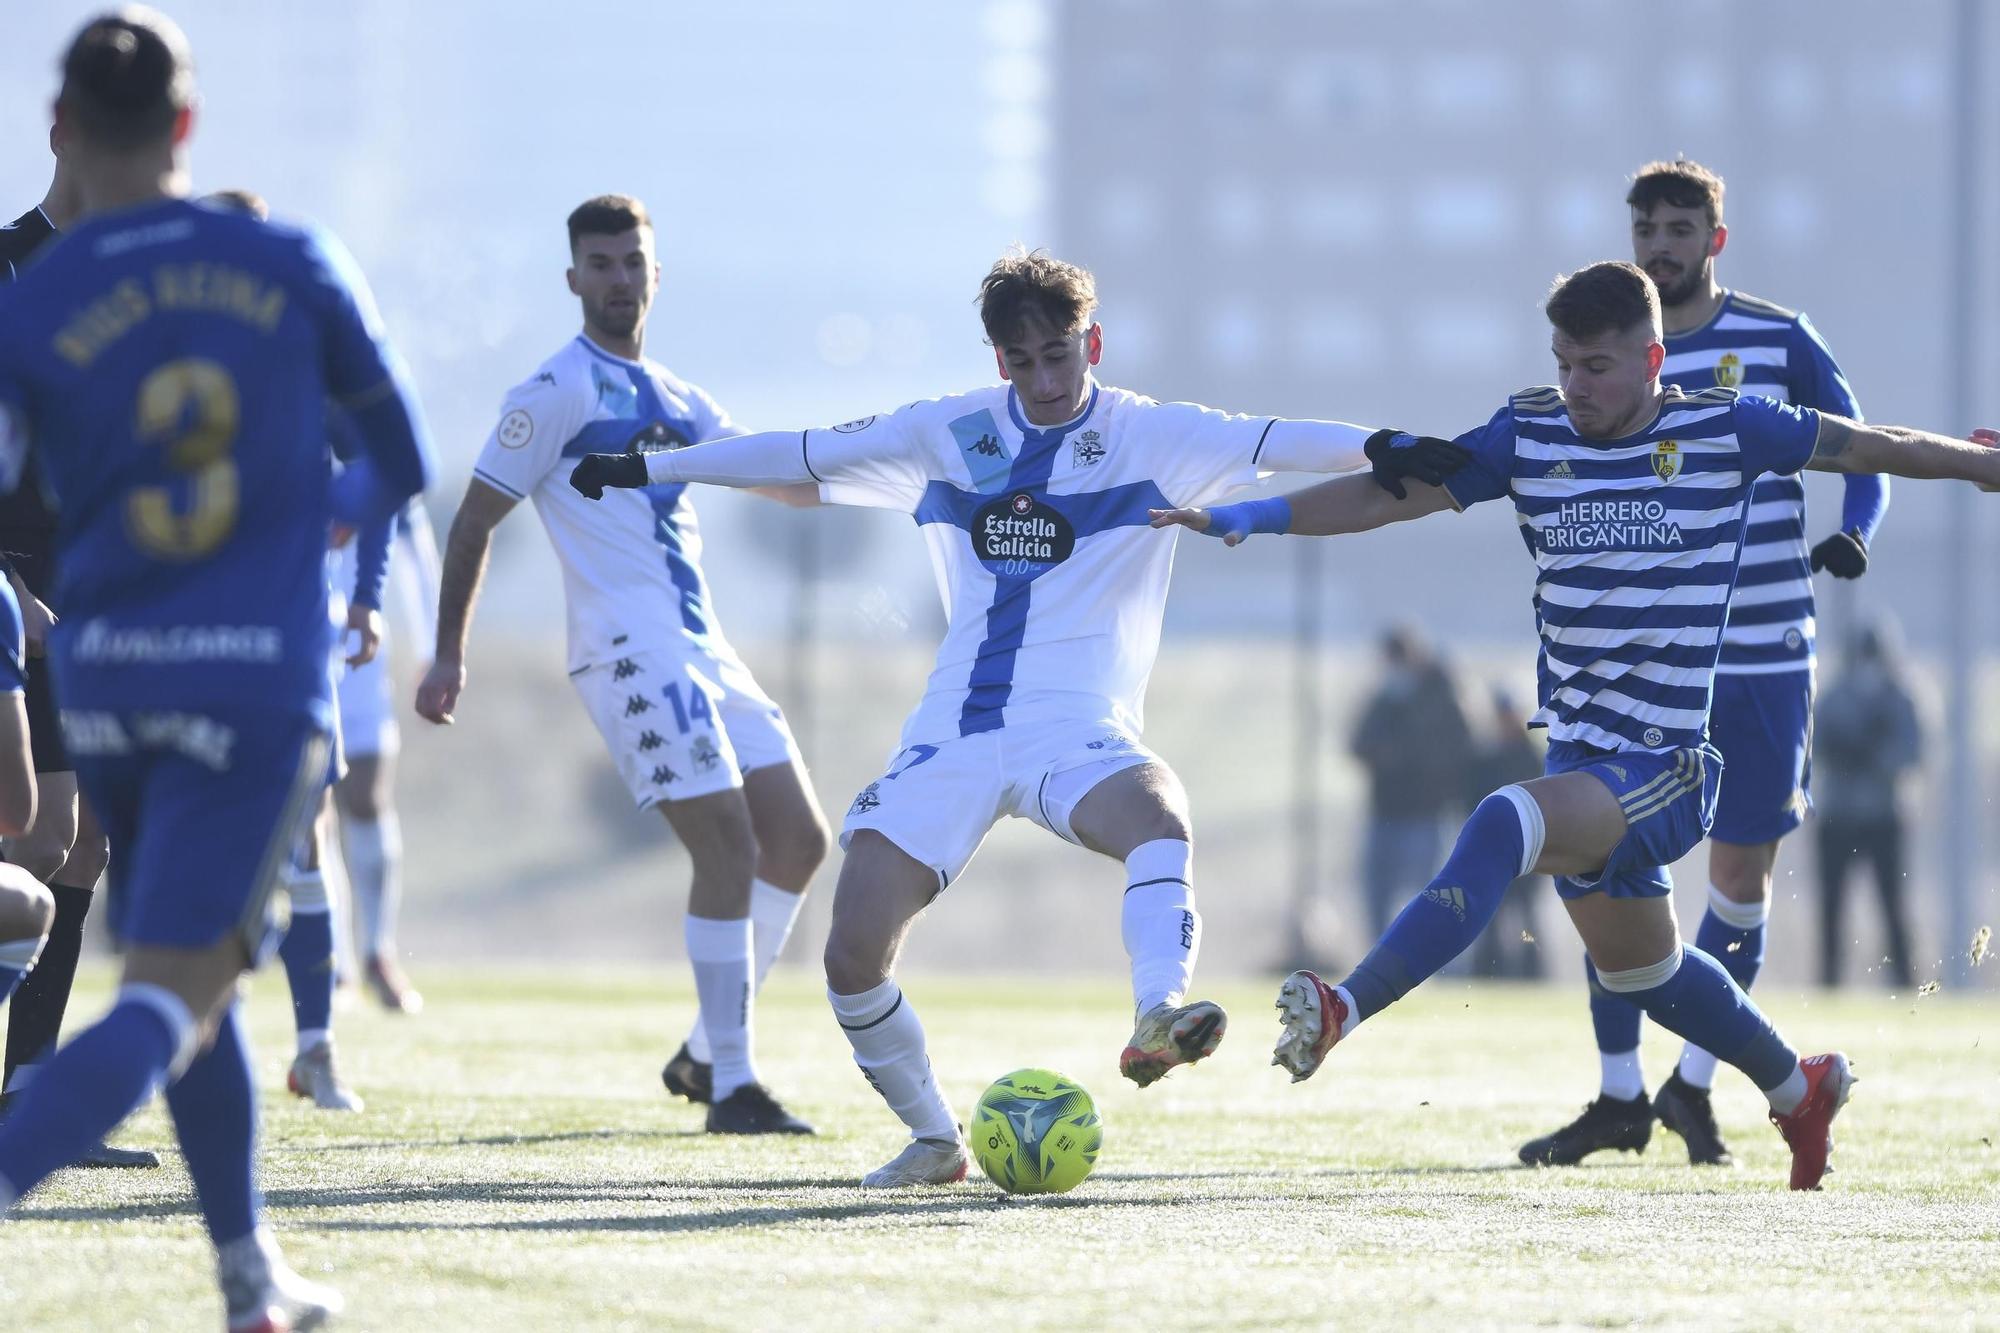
[416,479,518,725]
[570,429,817,500]
[1807,417,2000,488]
[1150,473,1458,547]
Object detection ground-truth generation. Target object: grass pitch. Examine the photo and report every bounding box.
[1,967,1995,1331]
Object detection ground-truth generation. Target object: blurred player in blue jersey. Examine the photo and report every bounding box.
[0,120,152,1170]
[0,578,55,1017]
[569,248,1468,1186]
[0,11,433,1328]
[1154,260,1998,1189]
[1520,160,1890,1170]
[416,195,829,1135]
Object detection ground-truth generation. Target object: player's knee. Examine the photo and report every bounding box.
[0,868,55,940]
[338,784,385,822]
[759,811,831,889]
[56,834,109,890]
[822,927,887,994]
[7,806,80,883]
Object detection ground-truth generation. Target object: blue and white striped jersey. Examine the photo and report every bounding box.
[472,336,741,673]
[1660,291,1870,675]
[1446,385,1822,754]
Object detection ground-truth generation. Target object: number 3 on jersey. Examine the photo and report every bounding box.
[662,680,713,734]
[128,357,240,560]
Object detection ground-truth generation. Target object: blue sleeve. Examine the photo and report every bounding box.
[1441,404,1517,508]
[300,227,435,509]
[0,582,23,695]
[1732,395,1821,479]
[1838,471,1889,544]
[1789,315,1860,420]
[350,510,392,611]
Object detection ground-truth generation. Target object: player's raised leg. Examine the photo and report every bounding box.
[1062,759,1226,1087]
[825,831,969,1187]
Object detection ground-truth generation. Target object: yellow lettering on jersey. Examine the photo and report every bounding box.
[53,278,153,369]
[151,263,287,332]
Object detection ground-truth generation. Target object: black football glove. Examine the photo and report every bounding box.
[1808,529,1869,579]
[1363,428,1472,500]
[567,452,648,500]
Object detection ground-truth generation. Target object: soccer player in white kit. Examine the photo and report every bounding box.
[571,249,1466,1185]
[417,196,829,1135]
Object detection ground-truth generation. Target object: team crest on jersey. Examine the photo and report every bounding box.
[1074,429,1105,467]
[832,415,876,434]
[498,409,534,449]
[1652,440,1681,482]
[1714,353,1744,389]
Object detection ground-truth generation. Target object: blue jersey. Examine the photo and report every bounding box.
[1661,291,1882,675]
[0,198,430,722]
[1447,385,1822,753]
[0,579,23,696]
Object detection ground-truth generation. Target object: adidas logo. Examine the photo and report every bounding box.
[1545,461,1576,480]
[1423,884,1468,922]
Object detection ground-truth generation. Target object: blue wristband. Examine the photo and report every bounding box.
[1203,495,1292,542]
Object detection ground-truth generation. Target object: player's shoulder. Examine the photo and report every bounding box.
[508,336,598,400]
[1507,384,1566,417]
[1722,290,1802,327]
[884,382,1011,430]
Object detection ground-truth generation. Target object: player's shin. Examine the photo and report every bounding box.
[1585,958,1646,1099]
[827,979,957,1143]
[1679,885,1769,1090]
[1594,942,1804,1111]
[0,933,46,1008]
[685,916,756,1101]
[4,884,92,1088]
[1340,786,1545,1024]
[344,812,403,959]
[0,983,195,1198]
[165,1000,261,1246]
[1121,839,1198,1013]
[277,862,335,1052]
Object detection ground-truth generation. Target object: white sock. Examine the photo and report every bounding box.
[1764,1062,1808,1115]
[687,879,804,1063]
[1677,1046,1721,1091]
[1332,984,1362,1039]
[344,813,403,957]
[1121,839,1198,1013]
[296,1027,330,1054]
[318,850,357,984]
[1600,1049,1645,1101]
[827,978,956,1143]
[685,915,755,1100]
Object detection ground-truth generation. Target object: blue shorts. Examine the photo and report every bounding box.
[67,706,331,958]
[1707,670,1813,846]
[1546,739,1723,901]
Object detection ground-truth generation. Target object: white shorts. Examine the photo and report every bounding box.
[840,720,1159,888]
[335,647,399,759]
[572,646,799,809]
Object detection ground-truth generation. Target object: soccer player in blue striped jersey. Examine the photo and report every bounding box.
[1153,260,1999,1189]
[0,11,433,1327]
[1521,160,1890,1170]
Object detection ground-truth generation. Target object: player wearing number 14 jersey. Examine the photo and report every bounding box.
[570,247,1467,1186]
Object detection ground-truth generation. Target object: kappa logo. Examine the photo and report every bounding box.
[636,730,665,752]
[972,433,1005,458]
[1653,439,1681,483]
[1715,353,1744,389]
[1074,429,1105,467]
[1423,884,1468,922]
[849,782,882,815]
[1544,460,1575,481]
[612,658,640,680]
[533,371,557,386]
[691,736,722,772]
[624,694,653,717]
[651,764,680,786]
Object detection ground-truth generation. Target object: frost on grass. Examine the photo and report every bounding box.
[1917,980,1941,998]
[1972,925,1991,968]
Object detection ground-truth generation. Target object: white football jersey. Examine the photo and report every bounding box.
[803,381,1277,745]
[473,335,741,673]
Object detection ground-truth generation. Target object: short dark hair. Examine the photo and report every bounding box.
[1626,157,1725,228]
[57,7,195,151]
[567,194,650,253]
[978,247,1098,345]
[1546,261,1662,341]
[205,188,267,220]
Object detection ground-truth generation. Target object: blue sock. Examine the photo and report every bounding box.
[1603,943,1796,1091]
[1341,789,1542,1020]
[165,1001,261,1246]
[0,993,185,1197]
[1693,886,1767,991]
[280,908,335,1042]
[1586,957,1644,1053]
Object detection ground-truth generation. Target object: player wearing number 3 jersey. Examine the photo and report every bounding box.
[571,247,1463,1186]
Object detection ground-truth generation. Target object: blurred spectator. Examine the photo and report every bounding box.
[1812,621,1923,987]
[1465,687,1545,979]
[1349,625,1474,937]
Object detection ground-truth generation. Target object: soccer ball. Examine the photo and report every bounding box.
[970,1068,1103,1195]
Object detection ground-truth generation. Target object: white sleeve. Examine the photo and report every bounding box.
[1253,419,1373,475]
[800,405,930,512]
[1140,401,1278,508]
[471,370,591,501]
[644,429,820,488]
